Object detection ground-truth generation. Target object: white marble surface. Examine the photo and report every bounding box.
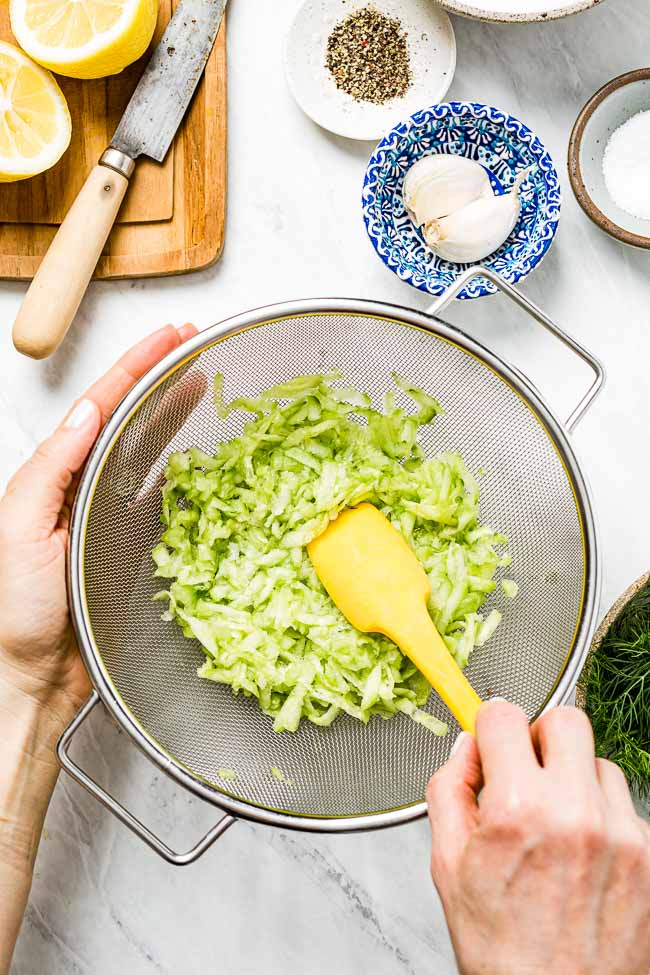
[2,0,650,971]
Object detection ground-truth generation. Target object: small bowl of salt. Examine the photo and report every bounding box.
[569,68,650,248]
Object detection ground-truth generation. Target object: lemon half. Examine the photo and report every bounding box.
[0,40,71,182]
[10,0,158,80]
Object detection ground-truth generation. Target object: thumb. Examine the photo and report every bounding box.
[2,398,102,539]
[427,732,483,879]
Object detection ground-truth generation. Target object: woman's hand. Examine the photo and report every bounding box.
[0,323,196,718]
[427,700,650,975]
[0,324,196,975]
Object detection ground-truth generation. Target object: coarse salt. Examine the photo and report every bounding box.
[602,110,650,221]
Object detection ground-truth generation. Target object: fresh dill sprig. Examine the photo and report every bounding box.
[579,580,650,798]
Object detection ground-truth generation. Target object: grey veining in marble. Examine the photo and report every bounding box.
[2,0,649,971]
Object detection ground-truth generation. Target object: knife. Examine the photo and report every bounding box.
[12,0,227,360]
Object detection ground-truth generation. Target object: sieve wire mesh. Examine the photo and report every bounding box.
[80,311,588,821]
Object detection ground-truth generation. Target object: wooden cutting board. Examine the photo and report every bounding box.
[0,3,226,279]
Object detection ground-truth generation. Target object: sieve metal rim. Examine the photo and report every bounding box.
[66,292,601,841]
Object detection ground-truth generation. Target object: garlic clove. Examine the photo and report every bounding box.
[423,196,519,263]
[423,166,534,264]
[403,154,493,226]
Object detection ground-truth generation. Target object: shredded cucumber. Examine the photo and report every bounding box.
[502,579,519,599]
[152,373,511,734]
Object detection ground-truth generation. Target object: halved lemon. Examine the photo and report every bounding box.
[0,40,71,182]
[10,0,158,80]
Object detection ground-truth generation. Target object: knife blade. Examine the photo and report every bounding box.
[112,0,227,163]
[12,0,227,360]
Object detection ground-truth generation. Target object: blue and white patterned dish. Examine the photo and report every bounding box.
[362,102,561,300]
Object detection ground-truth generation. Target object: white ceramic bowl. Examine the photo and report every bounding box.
[284,0,456,141]
[437,0,603,23]
[568,69,650,249]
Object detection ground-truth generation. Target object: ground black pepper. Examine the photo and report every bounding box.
[325,6,412,105]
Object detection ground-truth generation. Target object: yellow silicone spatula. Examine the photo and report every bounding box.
[307,502,482,733]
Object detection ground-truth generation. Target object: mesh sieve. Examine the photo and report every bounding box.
[65,285,601,852]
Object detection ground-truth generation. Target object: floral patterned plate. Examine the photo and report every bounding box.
[362,102,561,300]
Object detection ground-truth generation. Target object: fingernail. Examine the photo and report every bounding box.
[478,696,507,714]
[449,731,470,758]
[64,399,97,430]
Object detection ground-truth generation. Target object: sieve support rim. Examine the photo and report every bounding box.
[67,290,601,832]
[57,691,237,866]
[428,266,605,432]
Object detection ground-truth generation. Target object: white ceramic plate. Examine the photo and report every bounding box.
[284,0,456,141]
[437,0,602,24]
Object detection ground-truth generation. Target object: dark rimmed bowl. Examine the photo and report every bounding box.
[569,69,650,249]
[577,571,650,812]
[592,573,649,655]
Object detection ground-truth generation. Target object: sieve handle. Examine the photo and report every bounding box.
[428,266,605,432]
[57,692,236,866]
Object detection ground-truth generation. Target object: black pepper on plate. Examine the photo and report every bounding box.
[325,5,412,106]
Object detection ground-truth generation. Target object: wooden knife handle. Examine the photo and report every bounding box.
[12,162,130,360]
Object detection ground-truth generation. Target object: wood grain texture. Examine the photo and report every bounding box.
[0,1,174,225]
[0,5,226,279]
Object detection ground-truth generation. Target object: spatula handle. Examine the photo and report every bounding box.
[396,607,482,734]
[12,158,132,360]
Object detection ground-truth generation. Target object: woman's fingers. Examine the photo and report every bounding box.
[427,731,483,878]
[84,324,197,423]
[2,399,103,539]
[531,707,598,786]
[176,323,197,343]
[2,324,197,539]
[117,363,207,477]
[475,699,539,786]
[596,758,636,813]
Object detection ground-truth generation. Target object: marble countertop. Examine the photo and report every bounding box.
[3,0,649,971]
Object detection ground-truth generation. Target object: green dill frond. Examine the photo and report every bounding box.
[579,580,650,799]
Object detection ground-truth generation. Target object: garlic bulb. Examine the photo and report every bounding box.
[402,154,492,226]
[423,167,533,264]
